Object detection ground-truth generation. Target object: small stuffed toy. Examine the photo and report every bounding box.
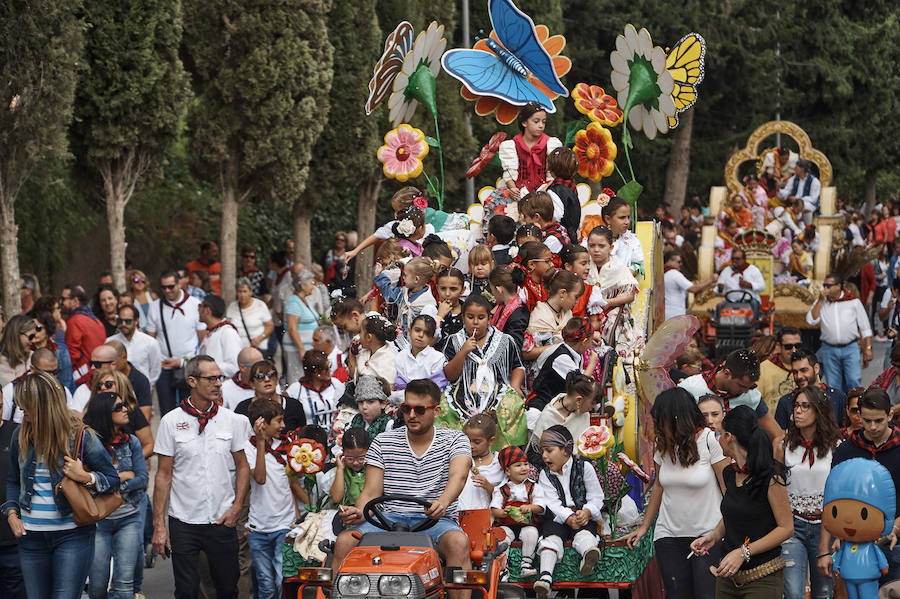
[823,458,896,599]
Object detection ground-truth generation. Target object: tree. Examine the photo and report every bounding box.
[0,0,84,313]
[299,0,380,290]
[182,0,333,303]
[72,0,191,291]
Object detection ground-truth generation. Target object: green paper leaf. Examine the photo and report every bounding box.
[565,117,591,147]
[617,180,644,207]
[405,63,438,117]
[425,136,439,147]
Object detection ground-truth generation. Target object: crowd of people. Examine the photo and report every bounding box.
[0,103,897,599]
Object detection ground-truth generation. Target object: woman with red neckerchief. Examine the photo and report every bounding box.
[775,385,839,599]
[497,103,562,199]
[487,266,530,348]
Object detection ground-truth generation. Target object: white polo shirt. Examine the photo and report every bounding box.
[665,269,694,319]
[716,264,766,305]
[145,292,204,363]
[107,330,162,385]
[154,402,247,524]
[245,439,295,533]
[806,297,872,346]
[198,323,243,379]
[221,377,255,411]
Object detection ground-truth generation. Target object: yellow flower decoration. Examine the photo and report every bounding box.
[287,439,326,475]
[573,122,617,182]
[571,83,624,127]
[377,124,429,182]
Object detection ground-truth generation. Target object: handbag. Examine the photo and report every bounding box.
[57,426,122,526]
[160,300,187,388]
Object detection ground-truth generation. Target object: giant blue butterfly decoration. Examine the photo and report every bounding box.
[441,0,568,113]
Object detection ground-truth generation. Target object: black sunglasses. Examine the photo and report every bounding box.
[253,370,278,381]
[34,324,43,332]
[90,360,115,369]
[243,254,256,259]
[782,343,802,350]
[100,380,116,390]
[117,318,135,325]
[399,404,439,416]
[160,284,177,290]
[112,402,128,413]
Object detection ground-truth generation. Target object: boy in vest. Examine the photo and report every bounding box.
[490,446,544,579]
[534,425,604,599]
[542,147,581,243]
[520,191,569,254]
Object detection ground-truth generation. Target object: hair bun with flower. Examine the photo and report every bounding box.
[396,218,416,237]
[413,195,428,210]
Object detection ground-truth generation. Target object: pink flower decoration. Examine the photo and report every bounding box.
[377,124,429,182]
[413,195,428,210]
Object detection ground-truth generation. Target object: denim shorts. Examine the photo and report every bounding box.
[353,514,462,544]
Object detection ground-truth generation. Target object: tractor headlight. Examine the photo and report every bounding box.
[378,574,413,596]
[337,574,370,596]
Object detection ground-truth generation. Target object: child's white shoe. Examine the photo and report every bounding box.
[520,555,537,578]
[533,573,553,599]
[579,546,601,576]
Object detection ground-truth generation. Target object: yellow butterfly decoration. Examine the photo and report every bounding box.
[665,32,707,128]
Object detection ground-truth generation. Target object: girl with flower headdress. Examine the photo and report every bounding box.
[348,313,398,387]
[437,294,527,449]
[373,256,439,348]
[390,206,426,257]
[585,226,641,358]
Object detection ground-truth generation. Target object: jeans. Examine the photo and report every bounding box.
[89,510,143,599]
[157,368,188,415]
[782,517,833,599]
[18,525,95,599]
[0,544,26,599]
[818,342,861,393]
[248,529,289,599]
[133,493,152,592]
[168,517,239,599]
[353,515,463,545]
[653,536,719,599]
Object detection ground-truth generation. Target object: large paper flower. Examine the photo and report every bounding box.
[387,22,446,127]
[460,25,571,125]
[287,438,326,475]
[365,21,414,115]
[377,124,429,182]
[609,25,676,140]
[573,122,617,181]
[466,132,507,178]
[571,83,624,127]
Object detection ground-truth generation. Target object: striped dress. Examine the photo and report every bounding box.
[21,461,77,531]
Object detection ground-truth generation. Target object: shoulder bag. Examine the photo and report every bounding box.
[160,300,188,388]
[57,425,123,526]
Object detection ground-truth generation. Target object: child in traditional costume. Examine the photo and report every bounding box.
[603,196,645,278]
[374,256,439,348]
[393,315,447,403]
[491,446,544,579]
[498,103,562,198]
[585,226,640,357]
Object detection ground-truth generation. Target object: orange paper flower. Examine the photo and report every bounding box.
[571,83,624,127]
[460,25,571,125]
[573,122,617,182]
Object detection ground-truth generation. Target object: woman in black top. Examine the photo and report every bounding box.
[488,265,530,348]
[690,406,793,598]
[235,360,306,433]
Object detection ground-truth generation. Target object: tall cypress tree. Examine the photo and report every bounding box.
[0,0,84,312]
[72,0,191,291]
[182,0,333,300]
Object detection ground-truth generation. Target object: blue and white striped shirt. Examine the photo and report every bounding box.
[21,462,76,531]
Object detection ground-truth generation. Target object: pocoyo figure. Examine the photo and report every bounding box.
[823,458,896,599]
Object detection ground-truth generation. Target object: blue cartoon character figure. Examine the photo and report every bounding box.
[823,458,896,599]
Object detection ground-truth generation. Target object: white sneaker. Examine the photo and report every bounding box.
[579,546,601,576]
[520,565,538,578]
[533,577,552,599]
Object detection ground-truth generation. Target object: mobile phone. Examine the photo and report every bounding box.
[165,544,172,558]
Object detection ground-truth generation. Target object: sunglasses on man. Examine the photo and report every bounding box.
[116,317,135,325]
[253,370,278,381]
[399,404,439,416]
[90,360,115,369]
[160,284,177,290]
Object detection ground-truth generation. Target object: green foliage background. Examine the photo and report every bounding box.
[9,0,900,289]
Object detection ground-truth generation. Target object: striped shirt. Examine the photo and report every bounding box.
[366,427,471,520]
[22,462,77,531]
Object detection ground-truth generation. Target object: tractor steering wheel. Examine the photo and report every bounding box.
[724,289,754,305]
[363,495,439,532]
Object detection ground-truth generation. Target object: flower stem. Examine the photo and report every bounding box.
[614,163,628,188]
[432,112,445,210]
[622,130,636,182]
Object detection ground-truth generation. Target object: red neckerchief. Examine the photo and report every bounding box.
[231,372,252,390]
[12,369,31,384]
[106,430,130,452]
[831,289,858,303]
[769,353,786,371]
[332,353,349,383]
[702,367,740,410]
[241,266,261,276]
[542,221,570,246]
[163,293,190,316]
[492,296,524,331]
[552,178,577,193]
[298,377,331,426]
[663,265,679,273]
[798,434,816,468]
[572,284,592,318]
[179,397,219,434]
[43,338,58,352]
[731,463,750,474]
[522,272,547,312]
[275,267,290,286]
[208,320,238,334]
[874,367,899,391]
[249,435,292,465]
[730,262,750,275]
[513,133,550,191]
[849,425,900,457]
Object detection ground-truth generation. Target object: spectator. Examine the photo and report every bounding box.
[152,356,249,598]
[127,269,158,326]
[198,295,242,379]
[758,326,803,413]
[307,264,331,317]
[283,269,320,383]
[238,246,270,300]
[235,360,306,432]
[0,389,25,598]
[70,344,119,414]
[322,231,349,286]
[62,284,107,386]
[774,349,847,431]
[663,250,715,320]
[107,303,161,387]
[222,346,263,410]
[1,347,74,423]
[311,325,348,382]
[186,240,222,295]
[189,270,211,300]
[107,339,154,423]
[31,294,67,340]
[82,391,149,599]
[227,277,274,351]
[31,311,75,392]
[0,316,35,385]
[145,270,204,415]
[18,274,38,315]
[2,372,120,598]
[93,284,121,337]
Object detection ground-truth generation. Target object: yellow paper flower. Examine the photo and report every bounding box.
[573,122,617,182]
[288,439,326,475]
[377,124,429,182]
[577,425,614,459]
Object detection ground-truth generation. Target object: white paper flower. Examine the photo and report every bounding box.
[388,21,446,127]
[396,218,416,237]
[609,25,676,140]
[597,192,611,207]
[508,246,519,259]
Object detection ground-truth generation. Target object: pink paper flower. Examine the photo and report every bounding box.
[377,124,429,182]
